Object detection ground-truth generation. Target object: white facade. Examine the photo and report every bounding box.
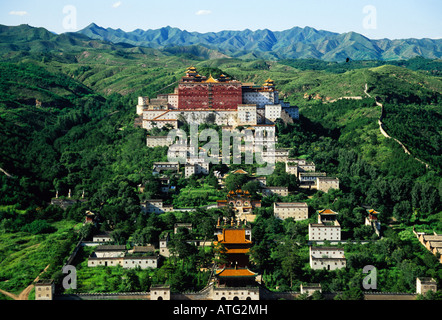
[287,160,317,176]
[265,104,282,123]
[140,101,298,130]
[212,288,259,301]
[123,257,159,269]
[300,284,322,296]
[35,280,54,300]
[309,221,341,241]
[94,246,126,258]
[147,136,173,148]
[88,256,158,269]
[273,202,308,220]
[237,105,258,126]
[88,257,122,267]
[263,148,290,163]
[309,247,346,270]
[262,187,288,197]
[184,164,196,178]
[150,286,171,300]
[92,234,112,243]
[317,177,340,193]
[141,200,174,214]
[416,278,437,295]
[153,162,179,173]
[242,90,278,108]
[168,94,179,109]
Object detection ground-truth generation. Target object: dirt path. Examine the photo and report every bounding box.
[0,167,15,179]
[0,264,50,300]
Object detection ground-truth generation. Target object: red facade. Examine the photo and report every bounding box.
[178,82,242,110]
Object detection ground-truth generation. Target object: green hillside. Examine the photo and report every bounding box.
[0,24,441,297]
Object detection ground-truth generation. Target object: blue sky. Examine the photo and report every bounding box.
[1,0,441,39]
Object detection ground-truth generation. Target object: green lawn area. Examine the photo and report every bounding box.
[172,183,224,208]
[0,219,78,296]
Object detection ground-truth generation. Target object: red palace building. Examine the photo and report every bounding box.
[178,66,243,110]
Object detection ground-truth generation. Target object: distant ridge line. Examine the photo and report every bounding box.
[77,23,442,61]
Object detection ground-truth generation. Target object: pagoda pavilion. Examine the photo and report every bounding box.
[213,228,257,287]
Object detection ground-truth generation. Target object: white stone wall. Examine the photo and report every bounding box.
[243,91,276,108]
[309,223,341,241]
[238,105,257,126]
[184,165,196,178]
[262,187,288,197]
[95,250,125,258]
[168,94,179,109]
[35,285,54,300]
[309,247,346,270]
[265,104,282,123]
[147,136,173,148]
[150,287,171,300]
[88,257,123,267]
[123,257,158,269]
[212,288,259,301]
[286,163,298,175]
[317,178,340,193]
[274,203,308,220]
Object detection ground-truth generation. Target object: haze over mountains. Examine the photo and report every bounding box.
[78,23,442,61]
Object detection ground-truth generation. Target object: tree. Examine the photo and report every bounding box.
[273,240,302,288]
[393,201,412,224]
[224,173,248,192]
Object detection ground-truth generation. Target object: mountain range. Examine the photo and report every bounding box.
[77,23,442,61]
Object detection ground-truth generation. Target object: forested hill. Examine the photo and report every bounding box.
[0,23,440,211]
[78,23,442,61]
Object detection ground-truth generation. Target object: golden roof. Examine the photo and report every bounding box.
[216,268,257,277]
[263,78,275,86]
[318,209,338,215]
[217,229,252,244]
[205,74,218,83]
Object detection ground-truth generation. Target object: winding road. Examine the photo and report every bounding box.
[0,265,50,300]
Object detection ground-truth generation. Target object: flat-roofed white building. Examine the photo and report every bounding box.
[153,162,180,174]
[146,135,174,148]
[141,199,174,214]
[237,104,258,126]
[300,283,322,296]
[262,187,289,197]
[92,233,113,243]
[35,280,55,301]
[286,161,316,176]
[263,148,290,163]
[123,256,159,269]
[265,104,282,124]
[285,162,298,175]
[416,277,437,295]
[94,245,126,258]
[316,177,340,193]
[309,246,346,270]
[273,202,308,220]
[309,221,341,241]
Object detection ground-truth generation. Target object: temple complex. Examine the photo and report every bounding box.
[136,66,299,130]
